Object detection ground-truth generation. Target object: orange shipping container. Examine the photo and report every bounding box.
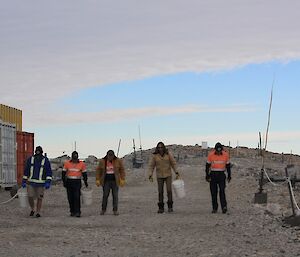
[16,131,34,185]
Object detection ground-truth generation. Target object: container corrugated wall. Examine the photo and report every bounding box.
[16,131,34,185]
[0,104,22,131]
[0,121,17,187]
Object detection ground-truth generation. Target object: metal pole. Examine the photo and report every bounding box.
[285,167,295,216]
[117,139,121,157]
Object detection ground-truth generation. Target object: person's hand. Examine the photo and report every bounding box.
[84,181,88,187]
[175,172,180,180]
[119,178,125,187]
[205,175,211,182]
[149,175,153,183]
[45,181,51,189]
[96,180,101,187]
[21,179,27,188]
[227,176,232,183]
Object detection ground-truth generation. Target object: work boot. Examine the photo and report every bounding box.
[167,201,173,213]
[157,202,164,213]
[222,207,227,214]
[36,213,41,218]
[29,210,35,217]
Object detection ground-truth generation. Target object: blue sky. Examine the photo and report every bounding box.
[1,0,300,158]
[29,61,300,157]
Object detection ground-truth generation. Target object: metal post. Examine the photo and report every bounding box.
[285,167,295,216]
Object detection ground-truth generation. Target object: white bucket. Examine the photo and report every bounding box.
[18,188,28,208]
[172,179,186,198]
[81,189,93,206]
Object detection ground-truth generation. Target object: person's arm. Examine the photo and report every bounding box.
[169,153,180,178]
[148,155,155,181]
[45,158,52,182]
[95,160,103,186]
[23,157,31,180]
[226,163,231,182]
[82,162,88,187]
[118,159,125,180]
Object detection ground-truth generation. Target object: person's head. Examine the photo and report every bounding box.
[71,151,79,161]
[106,150,116,161]
[154,142,168,155]
[35,146,43,155]
[214,142,223,154]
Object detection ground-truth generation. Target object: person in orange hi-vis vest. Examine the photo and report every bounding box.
[205,142,231,214]
[62,151,88,217]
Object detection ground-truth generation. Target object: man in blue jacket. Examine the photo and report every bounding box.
[22,146,52,217]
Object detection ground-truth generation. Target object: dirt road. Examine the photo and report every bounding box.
[1,159,300,257]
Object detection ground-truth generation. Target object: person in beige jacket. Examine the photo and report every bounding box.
[96,150,125,215]
[148,142,180,213]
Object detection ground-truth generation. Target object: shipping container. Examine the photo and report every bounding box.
[0,104,22,131]
[0,121,17,188]
[16,131,34,185]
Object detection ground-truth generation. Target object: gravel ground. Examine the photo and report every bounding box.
[1,156,300,257]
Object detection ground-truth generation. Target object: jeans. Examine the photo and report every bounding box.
[102,180,119,211]
[157,176,173,204]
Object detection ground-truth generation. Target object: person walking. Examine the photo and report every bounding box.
[148,142,180,213]
[22,146,52,218]
[96,150,125,216]
[62,151,88,217]
[205,142,231,214]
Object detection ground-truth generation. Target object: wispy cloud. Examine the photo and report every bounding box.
[28,104,257,125]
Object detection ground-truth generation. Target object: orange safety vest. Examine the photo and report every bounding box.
[63,160,86,179]
[207,150,229,172]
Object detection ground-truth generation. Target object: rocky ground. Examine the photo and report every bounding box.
[1,152,300,257]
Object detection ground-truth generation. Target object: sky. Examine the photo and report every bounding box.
[1,0,300,158]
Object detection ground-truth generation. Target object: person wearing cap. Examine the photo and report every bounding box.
[22,146,52,218]
[96,150,125,216]
[62,151,88,217]
[205,142,231,214]
[148,142,180,213]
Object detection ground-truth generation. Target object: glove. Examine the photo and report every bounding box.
[205,175,211,182]
[149,175,153,183]
[83,172,88,187]
[96,180,101,187]
[227,176,232,183]
[175,172,180,180]
[119,178,125,187]
[45,181,51,189]
[22,179,27,188]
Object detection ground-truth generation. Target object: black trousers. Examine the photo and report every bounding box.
[210,172,227,210]
[66,179,82,215]
[102,180,119,211]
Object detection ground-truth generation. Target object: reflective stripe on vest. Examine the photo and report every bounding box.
[29,156,46,181]
[66,167,82,179]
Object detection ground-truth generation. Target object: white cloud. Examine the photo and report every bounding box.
[1,0,300,118]
[27,104,256,125]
